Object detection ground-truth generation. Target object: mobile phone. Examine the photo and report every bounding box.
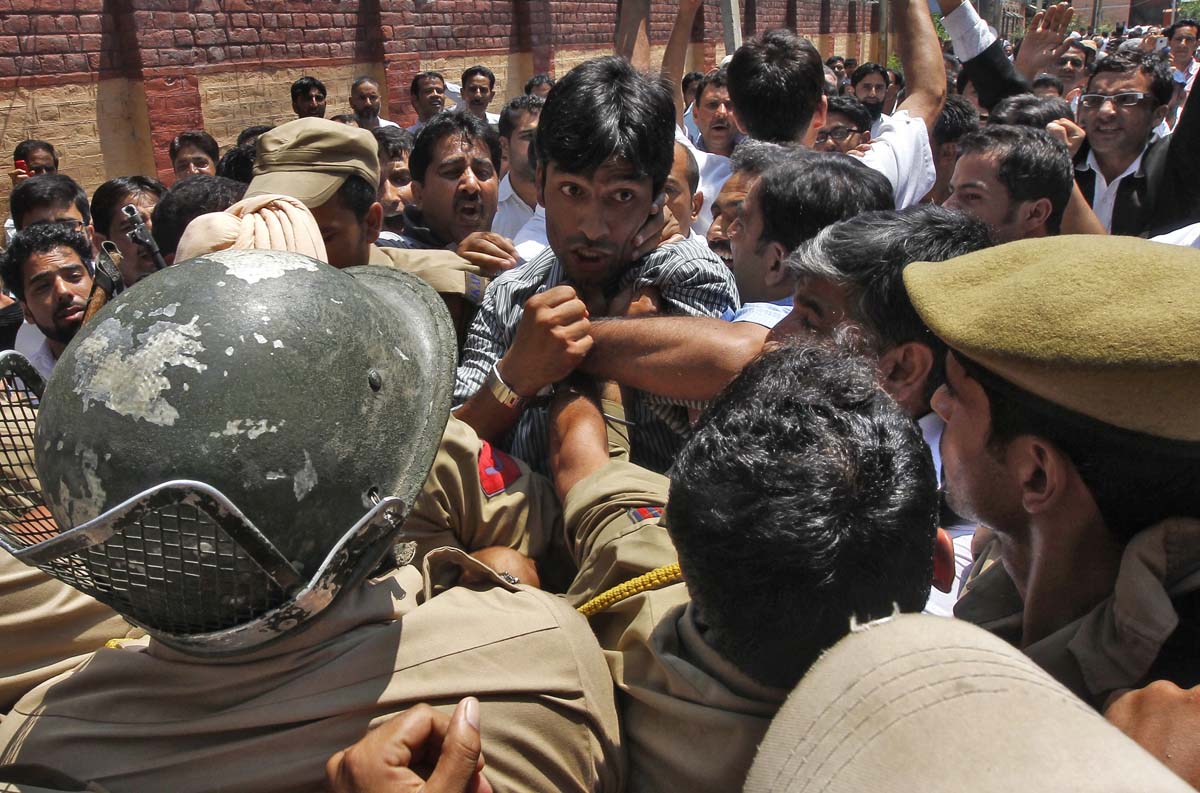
[1157,36,1169,50]
[13,159,26,172]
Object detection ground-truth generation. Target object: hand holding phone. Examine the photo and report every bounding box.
[9,159,28,188]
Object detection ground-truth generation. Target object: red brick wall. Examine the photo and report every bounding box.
[0,0,878,190]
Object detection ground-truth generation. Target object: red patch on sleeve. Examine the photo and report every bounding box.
[627,506,664,523]
[478,441,521,497]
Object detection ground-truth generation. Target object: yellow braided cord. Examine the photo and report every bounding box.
[577,563,683,617]
[104,638,126,649]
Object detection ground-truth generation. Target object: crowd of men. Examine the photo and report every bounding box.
[0,0,1199,790]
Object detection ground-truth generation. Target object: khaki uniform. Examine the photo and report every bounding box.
[403,415,561,563]
[0,552,132,714]
[0,551,623,793]
[369,245,487,347]
[956,518,1200,709]
[0,395,134,715]
[563,460,786,793]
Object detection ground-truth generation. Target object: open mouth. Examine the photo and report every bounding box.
[455,202,483,226]
[709,242,733,266]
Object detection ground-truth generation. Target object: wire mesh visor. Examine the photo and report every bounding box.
[0,341,417,656]
[0,477,408,656]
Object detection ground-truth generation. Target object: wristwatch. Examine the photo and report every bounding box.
[485,362,525,409]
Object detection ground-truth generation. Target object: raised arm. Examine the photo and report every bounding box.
[662,0,704,129]
[580,316,767,402]
[893,0,948,131]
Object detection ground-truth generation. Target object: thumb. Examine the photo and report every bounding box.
[427,697,485,793]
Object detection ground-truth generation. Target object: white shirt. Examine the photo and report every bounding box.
[942,0,995,62]
[869,112,891,139]
[14,321,56,381]
[675,127,731,238]
[373,117,399,128]
[1152,221,1200,248]
[1082,149,1143,232]
[917,412,977,618]
[492,174,535,240]
[854,109,937,209]
[512,204,548,264]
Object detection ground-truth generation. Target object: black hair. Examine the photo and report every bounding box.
[966,352,1200,543]
[329,114,358,126]
[789,205,993,402]
[13,139,57,169]
[682,70,705,98]
[372,125,415,161]
[236,125,272,148]
[1165,18,1200,40]
[90,176,167,237]
[757,152,894,254]
[887,68,906,91]
[957,125,1074,234]
[667,340,938,689]
[1087,52,1174,107]
[825,55,845,67]
[524,73,555,95]
[826,95,873,132]
[461,64,496,89]
[290,76,326,102]
[932,94,981,145]
[1,224,92,301]
[1032,72,1065,96]
[150,175,246,256]
[693,66,731,107]
[729,138,795,176]
[168,130,219,165]
[850,61,890,87]
[535,55,675,195]
[409,110,502,184]
[10,173,90,230]
[727,29,825,143]
[410,71,445,97]
[216,144,256,184]
[989,93,1072,128]
[351,75,380,93]
[675,140,700,195]
[498,94,545,139]
[328,174,378,221]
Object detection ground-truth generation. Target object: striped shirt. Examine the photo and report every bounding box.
[454,234,739,473]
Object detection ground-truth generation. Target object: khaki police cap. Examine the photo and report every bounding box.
[247,117,380,209]
[744,613,1193,793]
[903,235,1200,444]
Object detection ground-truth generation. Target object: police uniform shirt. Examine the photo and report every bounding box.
[0,554,624,793]
[563,460,786,793]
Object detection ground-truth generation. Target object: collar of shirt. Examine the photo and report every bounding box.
[918,411,944,483]
[498,172,515,203]
[1082,147,1146,185]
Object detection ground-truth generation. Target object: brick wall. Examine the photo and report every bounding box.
[0,0,882,215]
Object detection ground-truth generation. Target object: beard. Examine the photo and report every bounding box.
[864,100,884,121]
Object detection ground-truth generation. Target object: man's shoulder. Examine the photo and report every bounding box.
[644,234,725,269]
[369,245,488,303]
[487,247,559,299]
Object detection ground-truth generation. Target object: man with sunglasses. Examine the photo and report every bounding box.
[1055,39,1095,101]
[1074,52,1200,236]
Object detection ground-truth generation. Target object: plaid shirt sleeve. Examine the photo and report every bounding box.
[626,234,740,317]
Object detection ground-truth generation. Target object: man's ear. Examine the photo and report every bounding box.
[937,141,958,166]
[802,96,830,146]
[877,341,935,415]
[1024,197,1053,234]
[21,301,33,325]
[499,136,511,160]
[690,190,704,223]
[932,527,957,593]
[535,162,546,207]
[860,129,873,146]
[409,178,424,209]
[1012,436,1070,516]
[364,201,384,246]
[763,241,791,288]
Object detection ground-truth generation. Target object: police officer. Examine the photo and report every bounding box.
[0,252,620,792]
[903,235,1200,708]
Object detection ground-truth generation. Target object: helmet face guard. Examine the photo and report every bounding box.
[0,256,457,657]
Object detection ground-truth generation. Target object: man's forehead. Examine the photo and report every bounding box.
[25,246,85,276]
[354,82,379,95]
[1089,70,1150,92]
[547,157,648,184]
[25,202,82,222]
[823,112,856,128]
[433,133,491,162]
[698,83,730,103]
[418,76,444,91]
[515,110,540,130]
